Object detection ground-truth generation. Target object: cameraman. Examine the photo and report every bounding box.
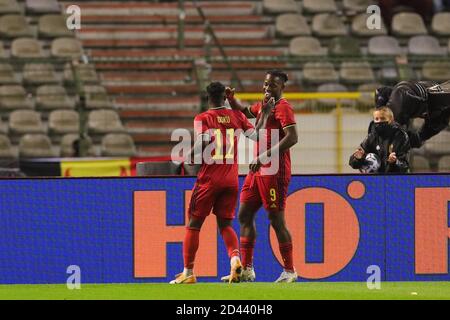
[350,107,410,173]
[375,80,450,148]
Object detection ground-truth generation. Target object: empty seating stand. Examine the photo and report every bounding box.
[36,85,76,110]
[25,0,61,15]
[392,13,428,37]
[0,14,34,38]
[0,85,35,111]
[48,109,79,136]
[19,134,55,158]
[276,14,310,37]
[39,14,75,38]
[0,0,21,15]
[263,0,299,14]
[312,14,347,37]
[11,38,47,59]
[101,133,137,157]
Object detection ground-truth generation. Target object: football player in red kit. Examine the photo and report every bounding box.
[223,70,299,283]
[170,82,273,284]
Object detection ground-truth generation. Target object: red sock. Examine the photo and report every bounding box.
[183,227,200,269]
[220,226,239,258]
[240,237,255,268]
[279,242,294,272]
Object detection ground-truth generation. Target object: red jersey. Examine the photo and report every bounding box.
[248,98,296,178]
[194,107,254,187]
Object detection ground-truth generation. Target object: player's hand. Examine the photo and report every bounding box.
[353,148,365,160]
[262,97,275,115]
[249,157,262,173]
[388,152,397,164]
[225,87,235,100]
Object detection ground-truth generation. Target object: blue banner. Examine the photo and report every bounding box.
[0,175,449,284]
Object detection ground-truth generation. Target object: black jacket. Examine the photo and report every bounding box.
[384,81,450,147]
[350,122,410,173]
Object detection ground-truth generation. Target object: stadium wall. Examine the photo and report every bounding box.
[0,175,449,284]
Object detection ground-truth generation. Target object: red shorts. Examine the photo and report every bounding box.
[240,172,290,213]
[188,183,239,220]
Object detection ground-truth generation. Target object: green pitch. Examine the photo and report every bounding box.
[0,282,449,300]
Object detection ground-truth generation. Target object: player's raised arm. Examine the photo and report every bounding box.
[226,87,256,119]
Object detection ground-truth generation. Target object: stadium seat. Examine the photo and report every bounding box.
[25,0,60,14]
[340,62,375,84]
[64,63,99,84]
[0,64,20,84]
[36,85,76,110]
[351,13,388,37]
[421,61,450,81]
[87,109,125,135]
[9,110,46,135]
[316,83,353,109]
[289,37,327,56]
[302,62,338,84]
[438,155,450,171]
[312,14,347,37]
[275,14,311,37]
[48,110,79,135]
[356,83,381,109]
[19,134,55,158]
[84,85,114,109]
[408,36,446,56]
[343,0,373,13]
[0,14,34,38]
[0,134,16,159]
[302,0,337,14]
[0,41,7,58]
[367,36,402,56]
[23,63,60,85]
[328,37,362,57]
[263,0,299,14]
[379,60,400,83]
[431,12,450,36]
[101,133,136,157]
[411,155,431,172]
[51,38,83,59]
[423,131,450,155]
[0,85,34,110]
[0,0,21,15]
[391,13,427,37]
[60,134,96,157]
[39,14,75,38]
[11,38,46,59]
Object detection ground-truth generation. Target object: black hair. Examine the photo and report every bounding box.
[375,86,393,108]
[206,81,226,106]
[267,70,288,83]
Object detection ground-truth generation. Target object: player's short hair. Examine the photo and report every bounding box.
[374,106,394,121]
[266,70,288,83]
[206,81,226,106]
